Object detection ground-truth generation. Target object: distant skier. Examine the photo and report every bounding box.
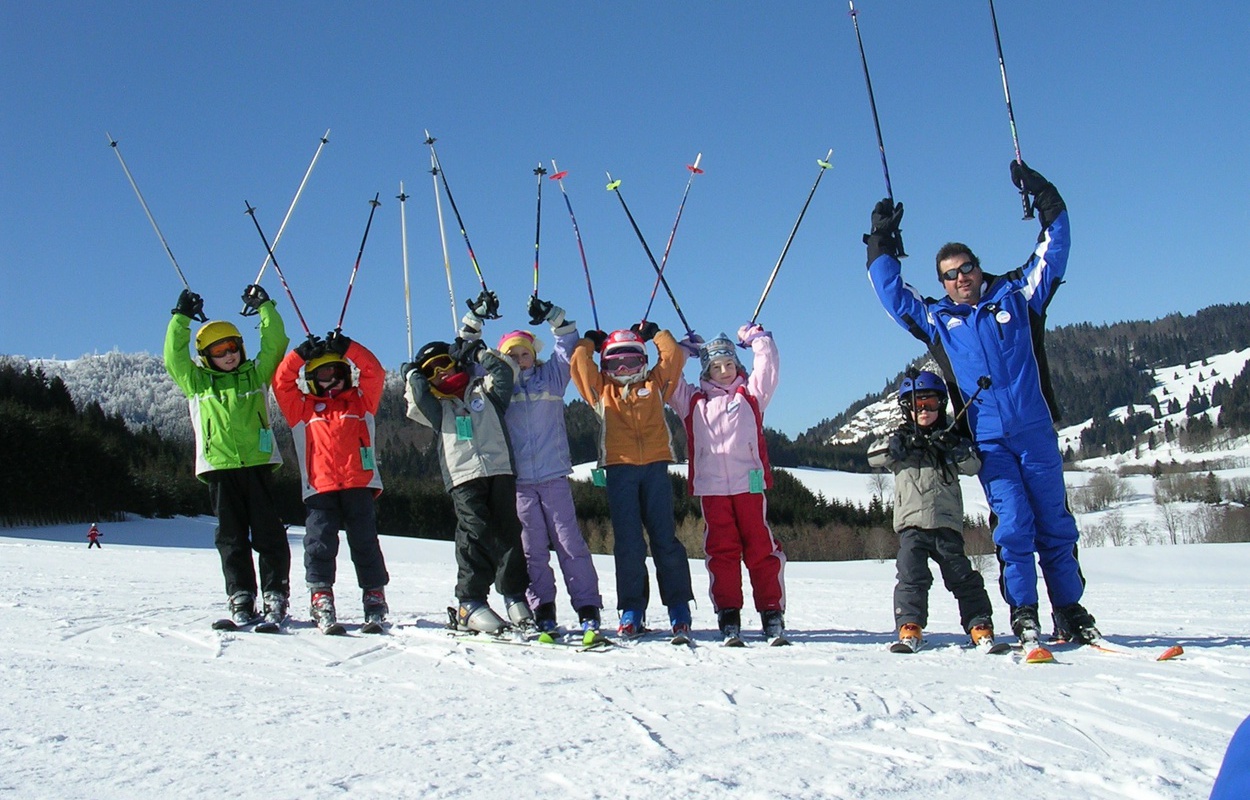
[669,325,787,645]
[401,291,534,636]
[273,329,389,634]
[460,294,606,644]
[164,285,291,630]
[867,371,997,652]
[87,523,102,549]
[866,160,1100,649]
[569,321,694,640]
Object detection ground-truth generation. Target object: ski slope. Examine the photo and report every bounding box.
[2,517,1246,799]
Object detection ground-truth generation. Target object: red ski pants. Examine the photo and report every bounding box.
[700,493,785,613]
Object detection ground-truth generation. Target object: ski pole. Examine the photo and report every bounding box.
[243,128,331,314]
[105,132,192,289]
[531,163,547,297]
[642,153,703,324]
[243,202,313,339]
[946,376,992,433]
[428,151,459,334]
[335,193,382,332]
[424,131,497,315]
[848,1,906,258]
[397,182,414,360]
[605,173,694,338]
[750,149,833,325]
[988,0,1034,220]
[549,161,600,332]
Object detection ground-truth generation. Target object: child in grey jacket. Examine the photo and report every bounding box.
[867,370,997,653]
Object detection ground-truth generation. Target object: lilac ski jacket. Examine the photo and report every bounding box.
[505,321,579,485]
[669,333,779,497]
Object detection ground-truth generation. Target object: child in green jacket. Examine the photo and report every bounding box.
[165,285,291,630]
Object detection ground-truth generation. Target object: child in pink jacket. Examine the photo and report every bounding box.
[669,324,786,645]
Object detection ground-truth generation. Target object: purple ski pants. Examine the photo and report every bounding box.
[516,478,602,612]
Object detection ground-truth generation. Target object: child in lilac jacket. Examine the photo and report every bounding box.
[669,323,787,643]
[462,296,605,639]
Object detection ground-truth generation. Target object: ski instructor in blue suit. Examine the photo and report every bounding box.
[864,160,1100,649]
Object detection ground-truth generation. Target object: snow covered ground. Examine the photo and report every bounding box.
[3,514,1247,799]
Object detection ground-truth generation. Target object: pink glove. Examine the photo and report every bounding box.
[738,323,767,346]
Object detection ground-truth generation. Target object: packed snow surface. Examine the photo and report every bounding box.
[2,516,1246,799]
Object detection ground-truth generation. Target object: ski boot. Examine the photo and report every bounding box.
[362,587,388,633]
[617,609,645,639]
[578,605,607,648]
[256,591,289,634]
[669,602,692,645]
[969,621,1010,654]
[213,590,258,630]
[454,600,508,636]
[891,622,923,653]
[761,609,789,646]
[309,587,344,635]
[504,595,535,633]
[1051,602,1101,645]
[1011,604,1053,663]
[718,608,744,647]
[534,601,558,643]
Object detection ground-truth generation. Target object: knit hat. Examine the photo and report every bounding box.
[496,329,543,359]
[699,333,743,380]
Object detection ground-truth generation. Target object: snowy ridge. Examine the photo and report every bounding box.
[829,348,1250,455]
[3,517,1245,799]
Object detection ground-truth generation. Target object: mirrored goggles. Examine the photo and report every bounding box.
[902,393,943,412]
[312,364,346,384]
[604,354,646,373]
[205,338,241,358]
[940,261,977,282]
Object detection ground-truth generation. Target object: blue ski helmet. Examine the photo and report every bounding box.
[898,370,947,405]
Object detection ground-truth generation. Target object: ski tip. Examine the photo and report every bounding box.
[1023,646,1054,664]
[550,170,568,181]
[1157,644,1185,661]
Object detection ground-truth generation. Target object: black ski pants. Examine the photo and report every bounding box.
[303,487,389,592]
[893,525,992,633]
[207,465,291,599]
[449,474,529,603]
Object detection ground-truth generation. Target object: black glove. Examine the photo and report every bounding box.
[930,429,960,452]
[399,361,418,378]
[240,284,271,316]
[172,289,205,320]
[325,330,351,356]
[584,330,608,351]
[466,290,500,320]
[887,432,908,462]
[527,296,554,326]
[449,337,486,367]
[295,334,324,362]
[631,320,660,342]
[863,198,905,266]
[905,432,929,452]
[1010,160,1065,230]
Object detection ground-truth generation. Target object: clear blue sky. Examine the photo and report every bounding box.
[3,2,1248,436]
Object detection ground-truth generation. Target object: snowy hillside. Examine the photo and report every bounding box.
[3,516,1247,799]
[828,349,1250,456]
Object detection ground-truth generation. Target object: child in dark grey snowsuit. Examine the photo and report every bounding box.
[867,370,995,651]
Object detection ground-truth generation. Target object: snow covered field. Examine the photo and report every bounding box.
[2,516,1247,799]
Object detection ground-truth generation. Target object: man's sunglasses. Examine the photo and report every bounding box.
[940,261,977,282]
[206,339,241,358]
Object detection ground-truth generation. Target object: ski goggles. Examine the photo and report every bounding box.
[420,353,456,381]
[311,364,346,384]
[603,353,646,374]
[940,261,978,282]
[205,338,242,358]
[902,393,943,412]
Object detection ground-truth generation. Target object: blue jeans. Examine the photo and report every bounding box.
[605,462,693,613]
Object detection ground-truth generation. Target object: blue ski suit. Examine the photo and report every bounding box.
[868,208,1085,610]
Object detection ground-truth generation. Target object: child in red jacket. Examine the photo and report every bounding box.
[273,330,389,634]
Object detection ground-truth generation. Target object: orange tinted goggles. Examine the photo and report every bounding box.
[206,339,241,358]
